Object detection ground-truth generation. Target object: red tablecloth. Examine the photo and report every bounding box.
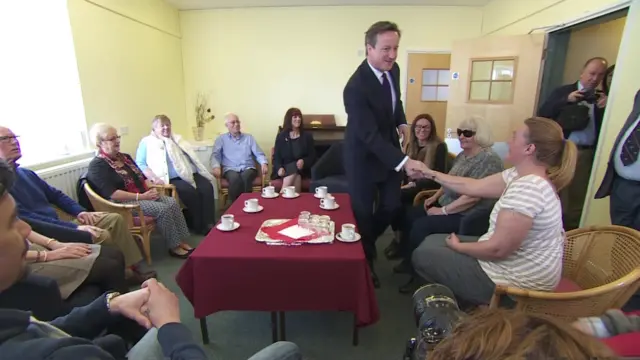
[175,193,380,327]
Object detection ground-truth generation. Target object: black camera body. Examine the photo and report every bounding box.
[402,284,466,360]
[581,89,602,104]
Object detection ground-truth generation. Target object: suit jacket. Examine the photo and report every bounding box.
[595,90,640,198]
[271,130,316,180]
[537,83,606,140]
[343,60,407,182]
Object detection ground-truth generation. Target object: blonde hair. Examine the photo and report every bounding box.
[524,117,578,191]
[88,123,116,148]
[429,309,613,360]
[458,115,493,148]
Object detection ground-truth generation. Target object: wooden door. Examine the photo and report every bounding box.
[405,53,451,136]
[446,34,546,141]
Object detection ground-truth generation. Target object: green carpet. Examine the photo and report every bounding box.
[150,228,416,360]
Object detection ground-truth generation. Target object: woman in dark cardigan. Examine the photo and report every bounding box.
[271,108,316,193]
[385,113,448,259]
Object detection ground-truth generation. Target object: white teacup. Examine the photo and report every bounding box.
[283,186,296,197]
[262,186,276,197]
[244,198,259,211]
[320,195,336,209]
[221,214,235,230]
[315,186,328,198]
[341,223,356,240]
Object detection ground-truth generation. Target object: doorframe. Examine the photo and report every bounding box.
[402,49,452,105]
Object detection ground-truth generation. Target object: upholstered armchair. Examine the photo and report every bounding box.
[310,142,348,193]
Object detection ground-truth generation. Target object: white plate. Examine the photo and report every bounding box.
[320,203,340,211]
[243,205,264,213]
[314,193,327,199]
[336,232,361,243]
[282,193,300,199]
[216,222,240,232]
[261,193,279,199]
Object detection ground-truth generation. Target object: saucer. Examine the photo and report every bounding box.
[320,203,340,211]
[243,205,264,213]
[216,222,240,232]
[336,232,361,243]
[314,193,327,199]
[262,193,279,199]
[282,192,300,199]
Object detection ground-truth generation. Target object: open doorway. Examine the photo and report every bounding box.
[537,7,628,231]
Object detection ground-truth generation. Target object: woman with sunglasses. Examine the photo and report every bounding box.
[385,114,447,260]
[394,116,504,294]
[412,117,577,308]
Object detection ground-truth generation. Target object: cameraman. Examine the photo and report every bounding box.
[538,57,608,230]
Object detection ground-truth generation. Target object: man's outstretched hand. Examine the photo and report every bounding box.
[403,158,429,179]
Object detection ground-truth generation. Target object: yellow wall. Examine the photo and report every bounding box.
[562,15,626,83]
[67,0,187,155]
[481,0,628,35]
[583,0,640,226]
[180,6,483,150]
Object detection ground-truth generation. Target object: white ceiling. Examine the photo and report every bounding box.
[165,0,491,10]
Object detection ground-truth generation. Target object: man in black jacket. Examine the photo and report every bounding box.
[0,159,303,360]
[538,57,608,230]
[343,21,427,288]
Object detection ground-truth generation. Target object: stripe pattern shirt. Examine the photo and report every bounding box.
[479,168,565,291]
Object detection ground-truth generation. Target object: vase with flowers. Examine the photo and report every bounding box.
[193,93,215,141]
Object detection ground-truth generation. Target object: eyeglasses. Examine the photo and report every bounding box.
[415,125,430,131]
[457,129,476,138]
[102,135,121,142]
[0,135,19,143]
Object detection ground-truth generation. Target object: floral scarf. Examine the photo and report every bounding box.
[97,149,148,194]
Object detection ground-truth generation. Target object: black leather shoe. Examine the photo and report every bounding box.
[371,270,381,289]
[399,276,419,294]
[393,260,412,274]
[168,249,190,259]
[384,241,401,260]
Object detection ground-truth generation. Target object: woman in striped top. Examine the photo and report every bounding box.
[412,117,578,306]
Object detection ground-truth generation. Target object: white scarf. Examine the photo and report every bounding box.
[150,132,214,187]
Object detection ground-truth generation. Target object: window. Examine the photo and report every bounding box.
[468,58,517,103]
[0,1,89,167]
[421,69,450,102]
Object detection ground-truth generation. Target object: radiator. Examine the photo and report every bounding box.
[35,158,92,202]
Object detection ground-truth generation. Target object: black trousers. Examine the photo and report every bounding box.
[610,175,640,230]
[400,205,462,260]
[348,172,403,262]
[171,173,216,232]
[79,246,128,296]
[223,168,258,203]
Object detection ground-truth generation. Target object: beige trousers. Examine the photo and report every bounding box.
[74,213,142,267]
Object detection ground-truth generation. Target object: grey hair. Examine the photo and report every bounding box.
[458,115,494,148]
[224,112,239,125]
[88,123,116,148]
[151,114,171,127]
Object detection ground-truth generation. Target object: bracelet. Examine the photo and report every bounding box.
[442,206,448,215]
[36,250,41,262]
[43,251,48,262]
[136,193,139,201]
[45,238,54,246]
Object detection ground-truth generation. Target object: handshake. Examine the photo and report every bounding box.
[403,159,433,179]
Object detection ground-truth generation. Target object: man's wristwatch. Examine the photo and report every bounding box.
[105,292,121,313]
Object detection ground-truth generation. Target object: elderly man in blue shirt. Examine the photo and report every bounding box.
[211,113,269,203]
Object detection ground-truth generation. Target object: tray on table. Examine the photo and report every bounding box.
[256,219,335,245]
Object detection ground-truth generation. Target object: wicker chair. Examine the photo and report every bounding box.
[413,189,438,206]
[489,225,640,321]
[215,160,266,207]
[82,183,177,265]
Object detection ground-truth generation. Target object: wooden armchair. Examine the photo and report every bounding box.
[413,189,438,206]
[489,225,640,321]
[82,183,177,265]
[215,161,266,206]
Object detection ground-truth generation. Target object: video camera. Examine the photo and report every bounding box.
[581,88,603,104]
[402,284,466,360]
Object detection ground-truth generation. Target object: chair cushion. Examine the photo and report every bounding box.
[133,216,156,227]
[219,175,262,188]
[554,277,582,293]
[311,175,349,194]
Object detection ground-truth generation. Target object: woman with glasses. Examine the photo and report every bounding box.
[385,114,447,260]
[86,123,194,259]
[394,116,503,294]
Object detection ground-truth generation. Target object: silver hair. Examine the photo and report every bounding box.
[88,123,116,148]
[458,115,494,148]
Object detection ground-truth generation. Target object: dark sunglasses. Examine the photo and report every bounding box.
[457,129,476,138]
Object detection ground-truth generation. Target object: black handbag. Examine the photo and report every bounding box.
[556,103,590,132]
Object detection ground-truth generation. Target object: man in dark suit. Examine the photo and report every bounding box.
[595,89,640,229]
[538,57,608,230]
[343,21,427,288]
